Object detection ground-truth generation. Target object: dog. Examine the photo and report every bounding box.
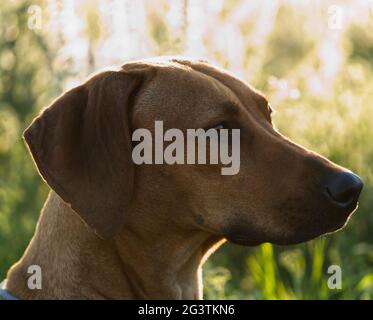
[2,57,363,299]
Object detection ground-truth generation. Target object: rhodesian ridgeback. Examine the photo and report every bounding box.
[3,57,363,299]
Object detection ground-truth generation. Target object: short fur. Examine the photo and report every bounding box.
[5,57,360,299]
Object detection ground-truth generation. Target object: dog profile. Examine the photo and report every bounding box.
[3,57,363,299]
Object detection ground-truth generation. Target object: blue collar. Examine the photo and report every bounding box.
[0,280,18,300]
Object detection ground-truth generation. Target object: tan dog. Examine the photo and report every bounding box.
[4,57,363,299]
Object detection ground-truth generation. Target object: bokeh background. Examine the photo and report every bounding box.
[0,0,373,299]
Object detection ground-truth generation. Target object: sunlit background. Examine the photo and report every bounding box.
[1,0,373,299]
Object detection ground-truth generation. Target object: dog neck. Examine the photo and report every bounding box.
[6,191,223,299]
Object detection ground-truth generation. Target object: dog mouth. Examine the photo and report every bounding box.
[225,199,360,247]
[226,236,265,246]
[324,201,359,233]
[274,190,361,245]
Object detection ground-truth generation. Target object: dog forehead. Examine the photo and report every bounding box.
[180,61,271,122]
[140,63,236,107]
[124,56,260,101]
[156,58,267,112]
[130,57,270,126]
[132,75,230,129]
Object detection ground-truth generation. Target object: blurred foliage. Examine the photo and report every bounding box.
[0,0,72,279]
[0,0,372,299]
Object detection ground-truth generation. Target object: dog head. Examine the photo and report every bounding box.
[24,57,363,245]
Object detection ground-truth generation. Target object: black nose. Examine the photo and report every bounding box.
[326,172,363,206]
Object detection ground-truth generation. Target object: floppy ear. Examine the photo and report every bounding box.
[24,71,143,239]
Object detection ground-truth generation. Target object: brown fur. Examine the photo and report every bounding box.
[5,57,360,299]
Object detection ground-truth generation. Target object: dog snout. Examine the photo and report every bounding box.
[325,171,363,207]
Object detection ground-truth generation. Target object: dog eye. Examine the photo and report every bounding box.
[208,121,229,131]
[213,123,225,130]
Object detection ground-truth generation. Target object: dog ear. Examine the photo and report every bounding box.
[23,70,144,239]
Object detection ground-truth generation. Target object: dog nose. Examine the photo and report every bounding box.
[326,172,363,206]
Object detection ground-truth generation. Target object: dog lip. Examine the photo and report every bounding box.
[228,202,359,246]
[226,235,264,246]
[326,202,359,233]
